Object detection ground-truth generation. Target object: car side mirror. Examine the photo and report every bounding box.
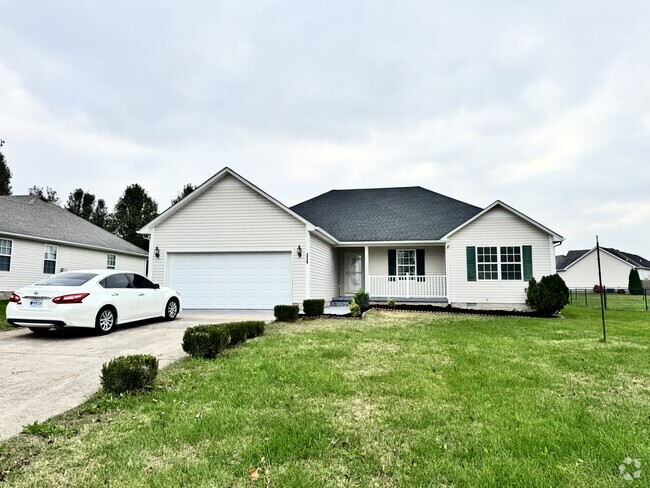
[154,283,160,289]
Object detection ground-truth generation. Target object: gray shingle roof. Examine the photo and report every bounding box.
[0,196,147,255]
[557,248,650,270]
[291,186,483,242]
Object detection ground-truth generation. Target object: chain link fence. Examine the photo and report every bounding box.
[568,288,649,311]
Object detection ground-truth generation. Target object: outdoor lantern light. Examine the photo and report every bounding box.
[297,245,302,258]
[154,246,160,258]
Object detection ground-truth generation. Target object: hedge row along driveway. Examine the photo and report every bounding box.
[0,310,273,440]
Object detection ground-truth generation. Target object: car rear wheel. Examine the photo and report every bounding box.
[29,327,49,335]
[95,307,116,334]
[165,298,179,321]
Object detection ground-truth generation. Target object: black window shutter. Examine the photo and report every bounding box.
[523,245,533,281]
[388,249,396,276]
[466,247,476,281]
[416,249,425,276]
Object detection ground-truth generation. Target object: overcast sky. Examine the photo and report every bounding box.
[1,1,649,256]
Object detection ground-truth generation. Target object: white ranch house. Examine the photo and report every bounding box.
[139,167,563,311]
[557,247,650,290]
[0,196,148,298]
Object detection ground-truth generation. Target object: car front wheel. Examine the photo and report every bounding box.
[165,299,179,321]
[95,307,116,334]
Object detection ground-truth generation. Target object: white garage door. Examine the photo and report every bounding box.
[168,252,292,309]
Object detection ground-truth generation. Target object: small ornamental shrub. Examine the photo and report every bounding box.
[593,284,603,293]
[387,298,396,309]
[245,321,265,338]
[628,269,643,295]
[182,324,230,358]
[349,298,361,317]
[617,288,626,294]
[353,290,370,309]
[101,354,159,394]
[526,274,570,316]
[303,299,325,317]
[274,304,299,322]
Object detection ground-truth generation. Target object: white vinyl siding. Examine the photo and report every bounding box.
[309,234,338,299]
[559,250,638,289]
[151,173,307,304]
[447,206,553,305]
[0,236,147,293]
[368,246,446,276]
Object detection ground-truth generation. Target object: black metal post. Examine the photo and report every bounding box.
[596,236,606,342]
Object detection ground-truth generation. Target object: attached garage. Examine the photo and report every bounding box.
[168,252,292,309]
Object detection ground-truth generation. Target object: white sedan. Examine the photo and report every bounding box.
[6,270,181,335]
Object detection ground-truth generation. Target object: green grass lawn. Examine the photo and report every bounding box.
[1,307,648,487]
[0,300,10,331]
[569,290,649,311]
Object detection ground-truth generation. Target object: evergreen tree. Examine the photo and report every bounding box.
[66,188,97,220]
[90,199,109,229]
[628,268,643,295]
[0,151,12,195]
[111,184,158,250]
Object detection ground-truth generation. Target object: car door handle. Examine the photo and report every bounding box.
[111,292,119,296]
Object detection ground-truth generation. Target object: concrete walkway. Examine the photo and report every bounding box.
[0,311,273,441]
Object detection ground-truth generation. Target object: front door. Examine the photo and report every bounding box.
[344,253,363,294]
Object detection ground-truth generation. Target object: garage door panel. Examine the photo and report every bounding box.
[169,252,292,309]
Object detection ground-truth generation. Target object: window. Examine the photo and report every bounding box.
[129,273,157,289]
[0,239,12,272]
[397,249,416,278]
[102,273,132,289]
[36,272,97,286]
[500,246,522,280]
[43,245,57,274]
[107,254,116,269]
[477,247,498,280]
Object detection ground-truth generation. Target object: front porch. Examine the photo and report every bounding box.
[335,245,448,301]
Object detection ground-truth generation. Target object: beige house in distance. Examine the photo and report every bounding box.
[0,196,148,297]
[139,167,564,311]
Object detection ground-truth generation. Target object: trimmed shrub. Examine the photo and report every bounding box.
[629,269,643,295]
[246,321,265,338]
[274,304,299,322]
[354,290,370,309]
[593,284,603,293]
[101,354,159,394]
[526,274,570,316]
[617,288,626,294]
[387,297,396,309]
[182,324,231,358]
[349,298,361,317]
[303,299,325,317]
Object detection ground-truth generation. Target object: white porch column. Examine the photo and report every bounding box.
[304,230,311,300]
[364,245,370,295]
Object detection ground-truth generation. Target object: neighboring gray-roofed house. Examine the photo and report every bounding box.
[0,196,147,296]
[139,167,563,311]
[557,247,650,289]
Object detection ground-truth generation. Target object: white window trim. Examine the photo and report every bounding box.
[475,245,523,281]
[43,244,58,274]
[0,238,12,272]
[107,253,116,270]
[397,249,417,278]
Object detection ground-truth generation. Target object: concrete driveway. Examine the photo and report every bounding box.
[0,310,274,441]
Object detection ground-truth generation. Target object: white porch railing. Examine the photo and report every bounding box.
[369,275,447,298]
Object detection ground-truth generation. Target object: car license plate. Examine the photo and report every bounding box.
[29,300,43,308]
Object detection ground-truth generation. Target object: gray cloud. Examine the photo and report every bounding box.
[1,0,649,255]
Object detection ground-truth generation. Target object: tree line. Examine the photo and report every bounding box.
[0,150,195,251]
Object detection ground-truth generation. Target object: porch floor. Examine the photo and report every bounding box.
[331,296,448,306]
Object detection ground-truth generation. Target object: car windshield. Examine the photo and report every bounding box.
[35,272,98,286]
